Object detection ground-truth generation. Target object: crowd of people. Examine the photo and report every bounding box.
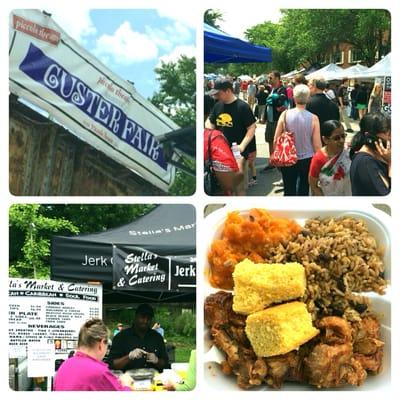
[204,71,390,196]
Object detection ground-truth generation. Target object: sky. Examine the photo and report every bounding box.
[217,8,282,39]
[49,9,196,99]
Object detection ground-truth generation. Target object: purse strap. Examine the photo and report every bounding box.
[282,110,288,132]
[207,130,213,165]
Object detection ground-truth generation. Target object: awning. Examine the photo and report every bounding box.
[51,205,196,295]
[349,53,391,79]
[305,63,344,81]
[204,23,272,63]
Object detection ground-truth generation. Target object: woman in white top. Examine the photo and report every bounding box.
[273,84,321,196]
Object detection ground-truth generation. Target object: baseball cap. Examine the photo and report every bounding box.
[207,78,233,95]
[135,303,154,318]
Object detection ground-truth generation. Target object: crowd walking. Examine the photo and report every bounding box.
[204,72,390,196]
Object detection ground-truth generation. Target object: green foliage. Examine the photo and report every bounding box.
[174,311,196,337]
[204,9,224,28]
[168,158,196,196]
[9,204,156,278]
[9,204,79,279]
[150,56,196,128]
[40,204,154,234]
[150,56,196,195]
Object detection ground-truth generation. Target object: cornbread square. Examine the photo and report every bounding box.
[232,259,306,314]
[245,301,319,357]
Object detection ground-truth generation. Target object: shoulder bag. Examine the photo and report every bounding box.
[269,111,298,167]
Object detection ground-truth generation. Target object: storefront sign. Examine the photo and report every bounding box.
[9,278,102,358]
[9,10,178,191]
[113,246,196,292]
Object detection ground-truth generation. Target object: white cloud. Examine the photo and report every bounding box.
[157,45,196,67]
[219,9,282,39]
[93,22,158,65]
[156,8,197,29]
[146,21,192,51]
[50,9,96,42]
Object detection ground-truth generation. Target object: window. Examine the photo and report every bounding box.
[331,51,344,65]
[349,49,363,63]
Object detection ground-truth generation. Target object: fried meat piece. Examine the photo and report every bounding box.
[211,327,240,367]
[205,292,384,389]
[265,351,304,388]
[317,316,353,344]
[205,291,246,328]
[304,343,367,388]
[206,292,264,389]
[352,316,384,373]
[205,291,234,328]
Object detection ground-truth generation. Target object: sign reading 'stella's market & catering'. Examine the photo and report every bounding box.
[9,278,102,358]
[9,10,179,191]
[112,246,196,292]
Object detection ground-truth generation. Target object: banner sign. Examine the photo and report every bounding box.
[382,76,391,115]
[113,246,196,292]
[9,10,179,191]
[9,278,102,358]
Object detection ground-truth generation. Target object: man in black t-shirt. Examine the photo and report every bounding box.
[306,77,340,136]
[207,78,256,194]
[108,304,168,372]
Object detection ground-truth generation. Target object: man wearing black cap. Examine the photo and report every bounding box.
[206,78,256,195]
[108,304,168,372]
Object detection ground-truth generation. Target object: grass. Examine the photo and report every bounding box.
[166,335,195,363]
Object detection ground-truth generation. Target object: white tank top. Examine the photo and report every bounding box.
[285,109,314,159]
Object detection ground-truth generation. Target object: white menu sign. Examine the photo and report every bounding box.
[27,343,55,377]
[9,278,102,358]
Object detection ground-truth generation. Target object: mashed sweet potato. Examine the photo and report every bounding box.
[208,209,301,289]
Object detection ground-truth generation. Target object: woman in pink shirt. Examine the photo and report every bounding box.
[54,318,133,391]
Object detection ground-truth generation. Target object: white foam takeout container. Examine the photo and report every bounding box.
[203,205,391,391]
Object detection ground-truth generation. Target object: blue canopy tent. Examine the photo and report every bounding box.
[204,23,272,63]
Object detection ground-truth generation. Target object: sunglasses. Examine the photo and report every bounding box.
[330,134,346,141]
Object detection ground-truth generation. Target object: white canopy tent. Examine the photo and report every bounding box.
[349,53,391,79]
[306,63,344,81]
[332,63,369,80]
[282,68,306,79]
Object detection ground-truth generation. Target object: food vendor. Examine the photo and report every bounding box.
[108,304,168,372]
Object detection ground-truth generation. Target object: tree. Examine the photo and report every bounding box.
[150,56,196,195]
[41,204,154,233]
[9,204,155,279]
[151,55,195,128]
[244,9,390,73]
[9,204,79,279]
[204,9,223,28]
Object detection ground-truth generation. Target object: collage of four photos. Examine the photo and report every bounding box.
[7,4,393,394]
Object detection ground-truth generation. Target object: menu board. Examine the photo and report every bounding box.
[9,278,102,358]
